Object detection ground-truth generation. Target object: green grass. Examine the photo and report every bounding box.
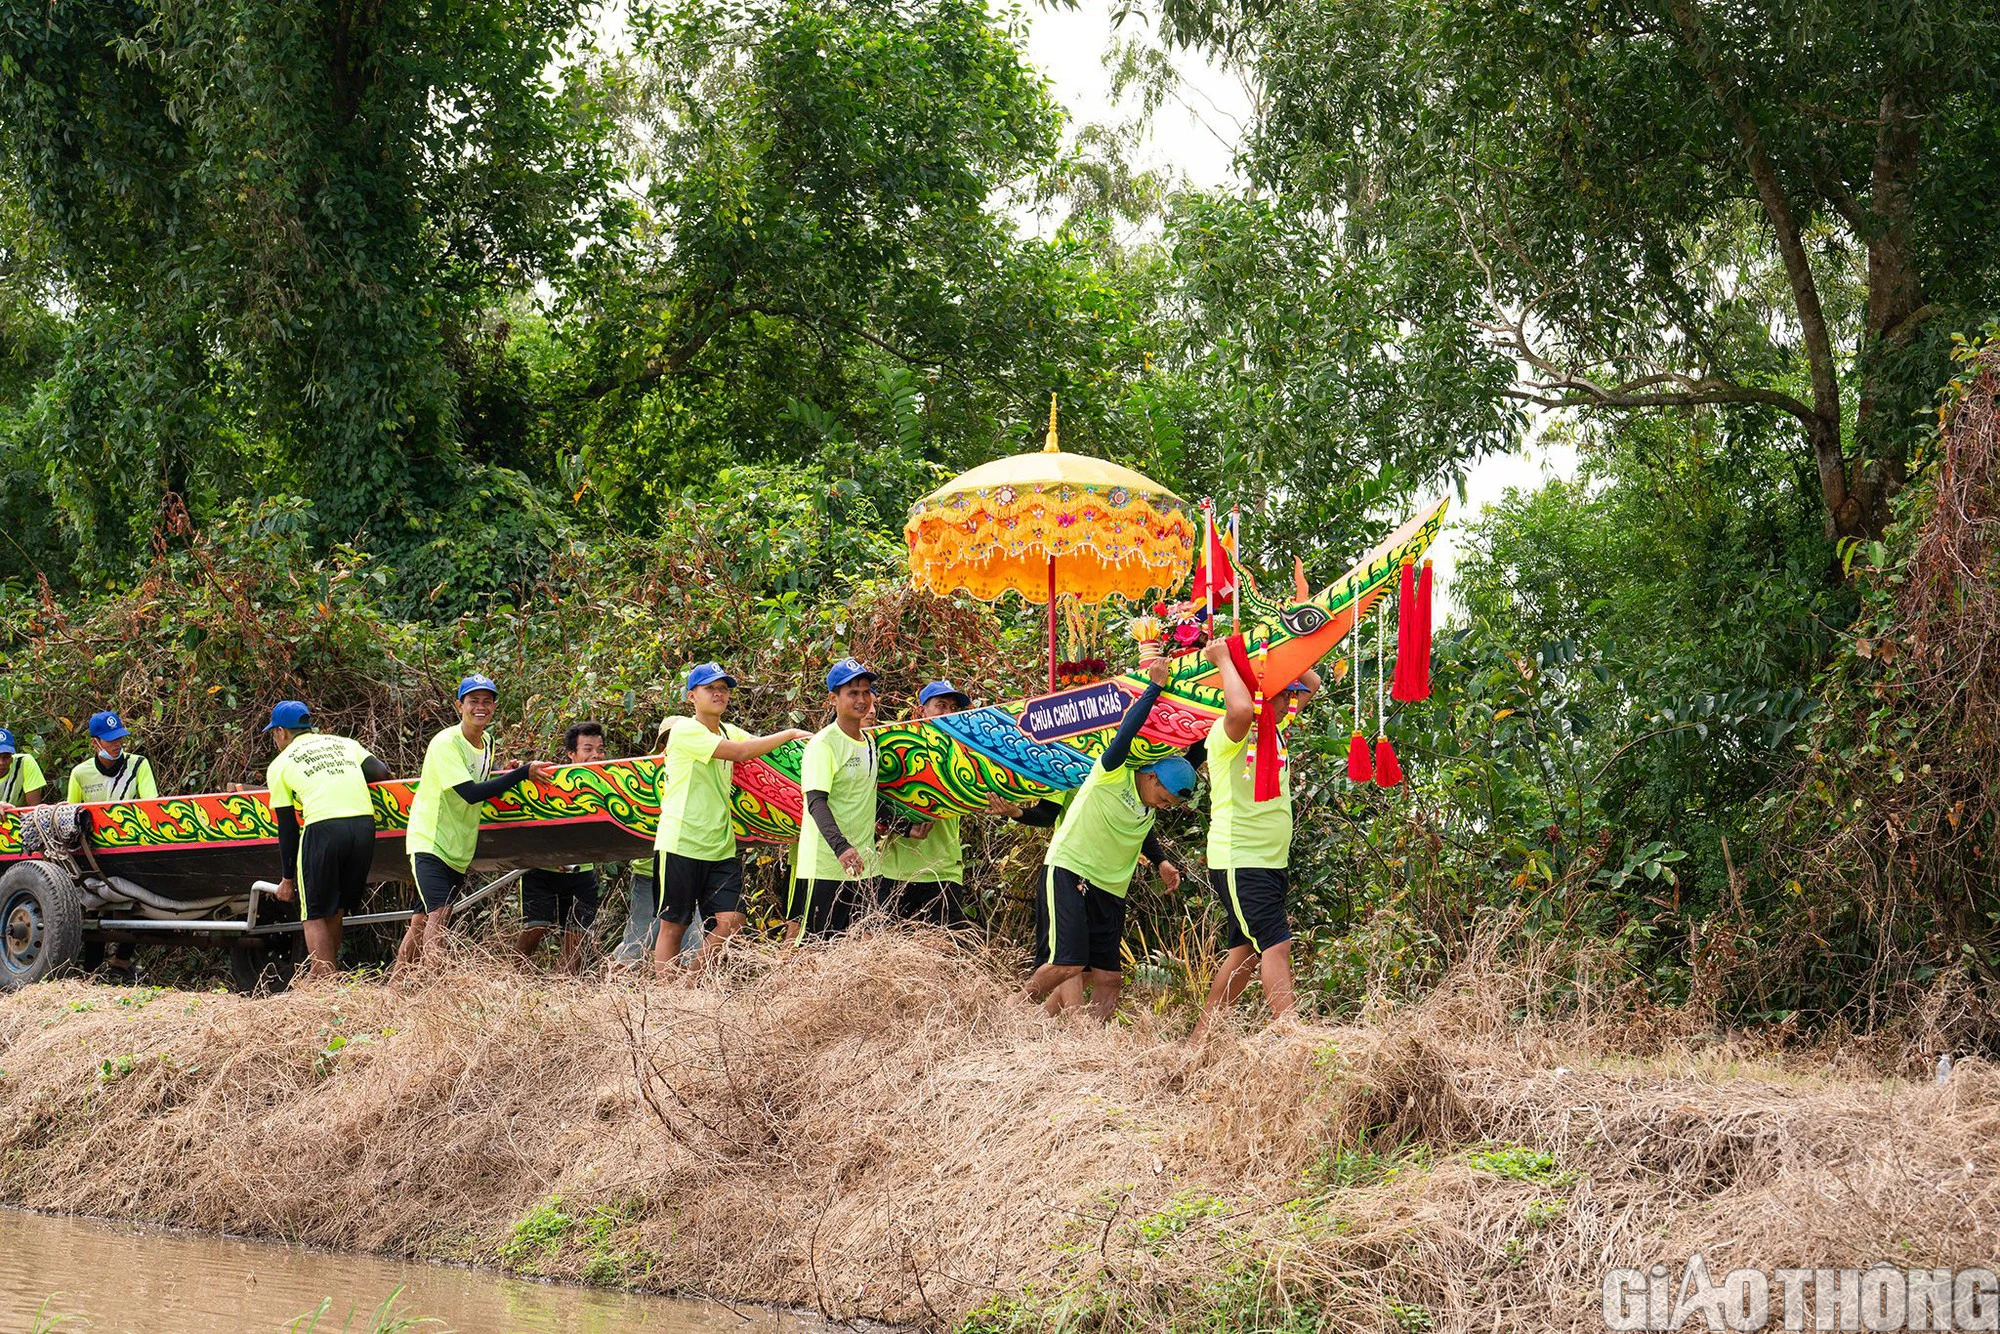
[287,1286,439,1332]
[27,1296,83,1332]
[498,1196,575,1270]
[497,1194,655,1285]
[1302,1134,1429,1191]
[1133,1190,1229,1248]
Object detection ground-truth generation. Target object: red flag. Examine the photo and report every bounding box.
[1190,504,1238,604]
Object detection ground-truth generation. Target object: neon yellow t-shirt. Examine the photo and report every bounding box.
[0,753,46,805]
[67,754,159,804]
[1046,762,1154,898]
[405,725,495,872]
[267,733,377,827]
[653,717,750,862]
[1204,716,1292,870]
[793,723,877,883]
[876,817,963,885]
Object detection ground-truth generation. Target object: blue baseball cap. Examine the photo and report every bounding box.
[263,700,311,732]
[87,711,130,742]
[685,662,739,694]
[0,728,15,755]
[457,674,499,700]
[825,658,878,692]
[917,679,970,709]
[1142,756,1198,801]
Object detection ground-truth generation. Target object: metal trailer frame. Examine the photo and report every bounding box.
[2,856,528,991]
[86,869,526,936]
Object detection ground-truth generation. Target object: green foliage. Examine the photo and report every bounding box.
[1463,1144,1574,1186]
[95,1053,138,1083]
[499,1196,576,1270]
[1133,1190,1228,1248]
[1151,192,1518,565]
[0,0,614,573]
[1300,1136,1428,1191]
[1277,404,1856,1024]
[1157,0,2000,540]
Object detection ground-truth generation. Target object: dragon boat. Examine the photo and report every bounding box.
[0,500,1445,991]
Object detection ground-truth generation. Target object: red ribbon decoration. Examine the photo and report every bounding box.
[1416,561,1433,697]
[1225,634,1284,802]
[1392,560,1435,702]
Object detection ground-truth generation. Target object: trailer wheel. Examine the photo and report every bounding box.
[228,935,298,995]
[0,860,85,990]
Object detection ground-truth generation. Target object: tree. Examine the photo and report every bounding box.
[0,0,612,567]
[548,0,1174,522]
[1149,0,2000,540]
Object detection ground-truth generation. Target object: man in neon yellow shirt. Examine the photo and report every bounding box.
[788,658,879,939]
[653,662,810,973]
[0,729,46,808]
[262,700,391,978]
[398,675,555,972]
[66,711,159,804]
[1025,658,1192,1021]
[1194,641,1320,1035]
[877,680,976,928]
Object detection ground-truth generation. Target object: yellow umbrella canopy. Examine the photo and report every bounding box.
[904,403,1196,606]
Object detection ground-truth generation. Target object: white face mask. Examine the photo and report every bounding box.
[96,745,116,763]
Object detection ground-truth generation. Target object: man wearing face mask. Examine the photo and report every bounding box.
[66,712,159,805]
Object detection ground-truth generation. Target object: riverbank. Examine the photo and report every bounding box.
[1,932,1994,1332]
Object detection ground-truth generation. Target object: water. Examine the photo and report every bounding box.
[0,1209,819,1333]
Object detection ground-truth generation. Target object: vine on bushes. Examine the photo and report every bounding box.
[1763,335,2000,1049]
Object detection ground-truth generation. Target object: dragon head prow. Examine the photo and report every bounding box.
[1151,496,1450,697]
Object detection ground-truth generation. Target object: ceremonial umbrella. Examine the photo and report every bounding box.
[905,400,1196,692]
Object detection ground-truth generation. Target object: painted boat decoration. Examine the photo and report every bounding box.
[0,500,1446,895]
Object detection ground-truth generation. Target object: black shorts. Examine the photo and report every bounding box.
[521,868,601,932]
[654,851,745,925]
[887,879,969,929]
[786,877,869,938]
[1035,865,1125,973]
[410,852,466,914]
[1212,866,1292,953]
[297,814,375,922]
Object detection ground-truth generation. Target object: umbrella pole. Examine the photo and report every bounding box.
[1046,554,1057,693]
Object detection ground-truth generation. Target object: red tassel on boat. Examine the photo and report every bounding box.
[1346,731,1373,783]
[1414,561,1433,699]
[1373,735,1403,787]
[1391,561,1419,701]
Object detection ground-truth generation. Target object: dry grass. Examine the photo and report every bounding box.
[1,929,1995,1332]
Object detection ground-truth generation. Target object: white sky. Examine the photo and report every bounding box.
[1019,1,1576,601]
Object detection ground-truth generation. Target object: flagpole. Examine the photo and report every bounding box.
[1047,553,1057,694]
[1229,504,1241,633]
[1201,498,1215,634]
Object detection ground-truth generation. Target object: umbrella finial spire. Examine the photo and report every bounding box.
[1043,392,1059,453]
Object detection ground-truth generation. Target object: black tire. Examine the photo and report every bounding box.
[228,937,297,995]
[0,860,85,991]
